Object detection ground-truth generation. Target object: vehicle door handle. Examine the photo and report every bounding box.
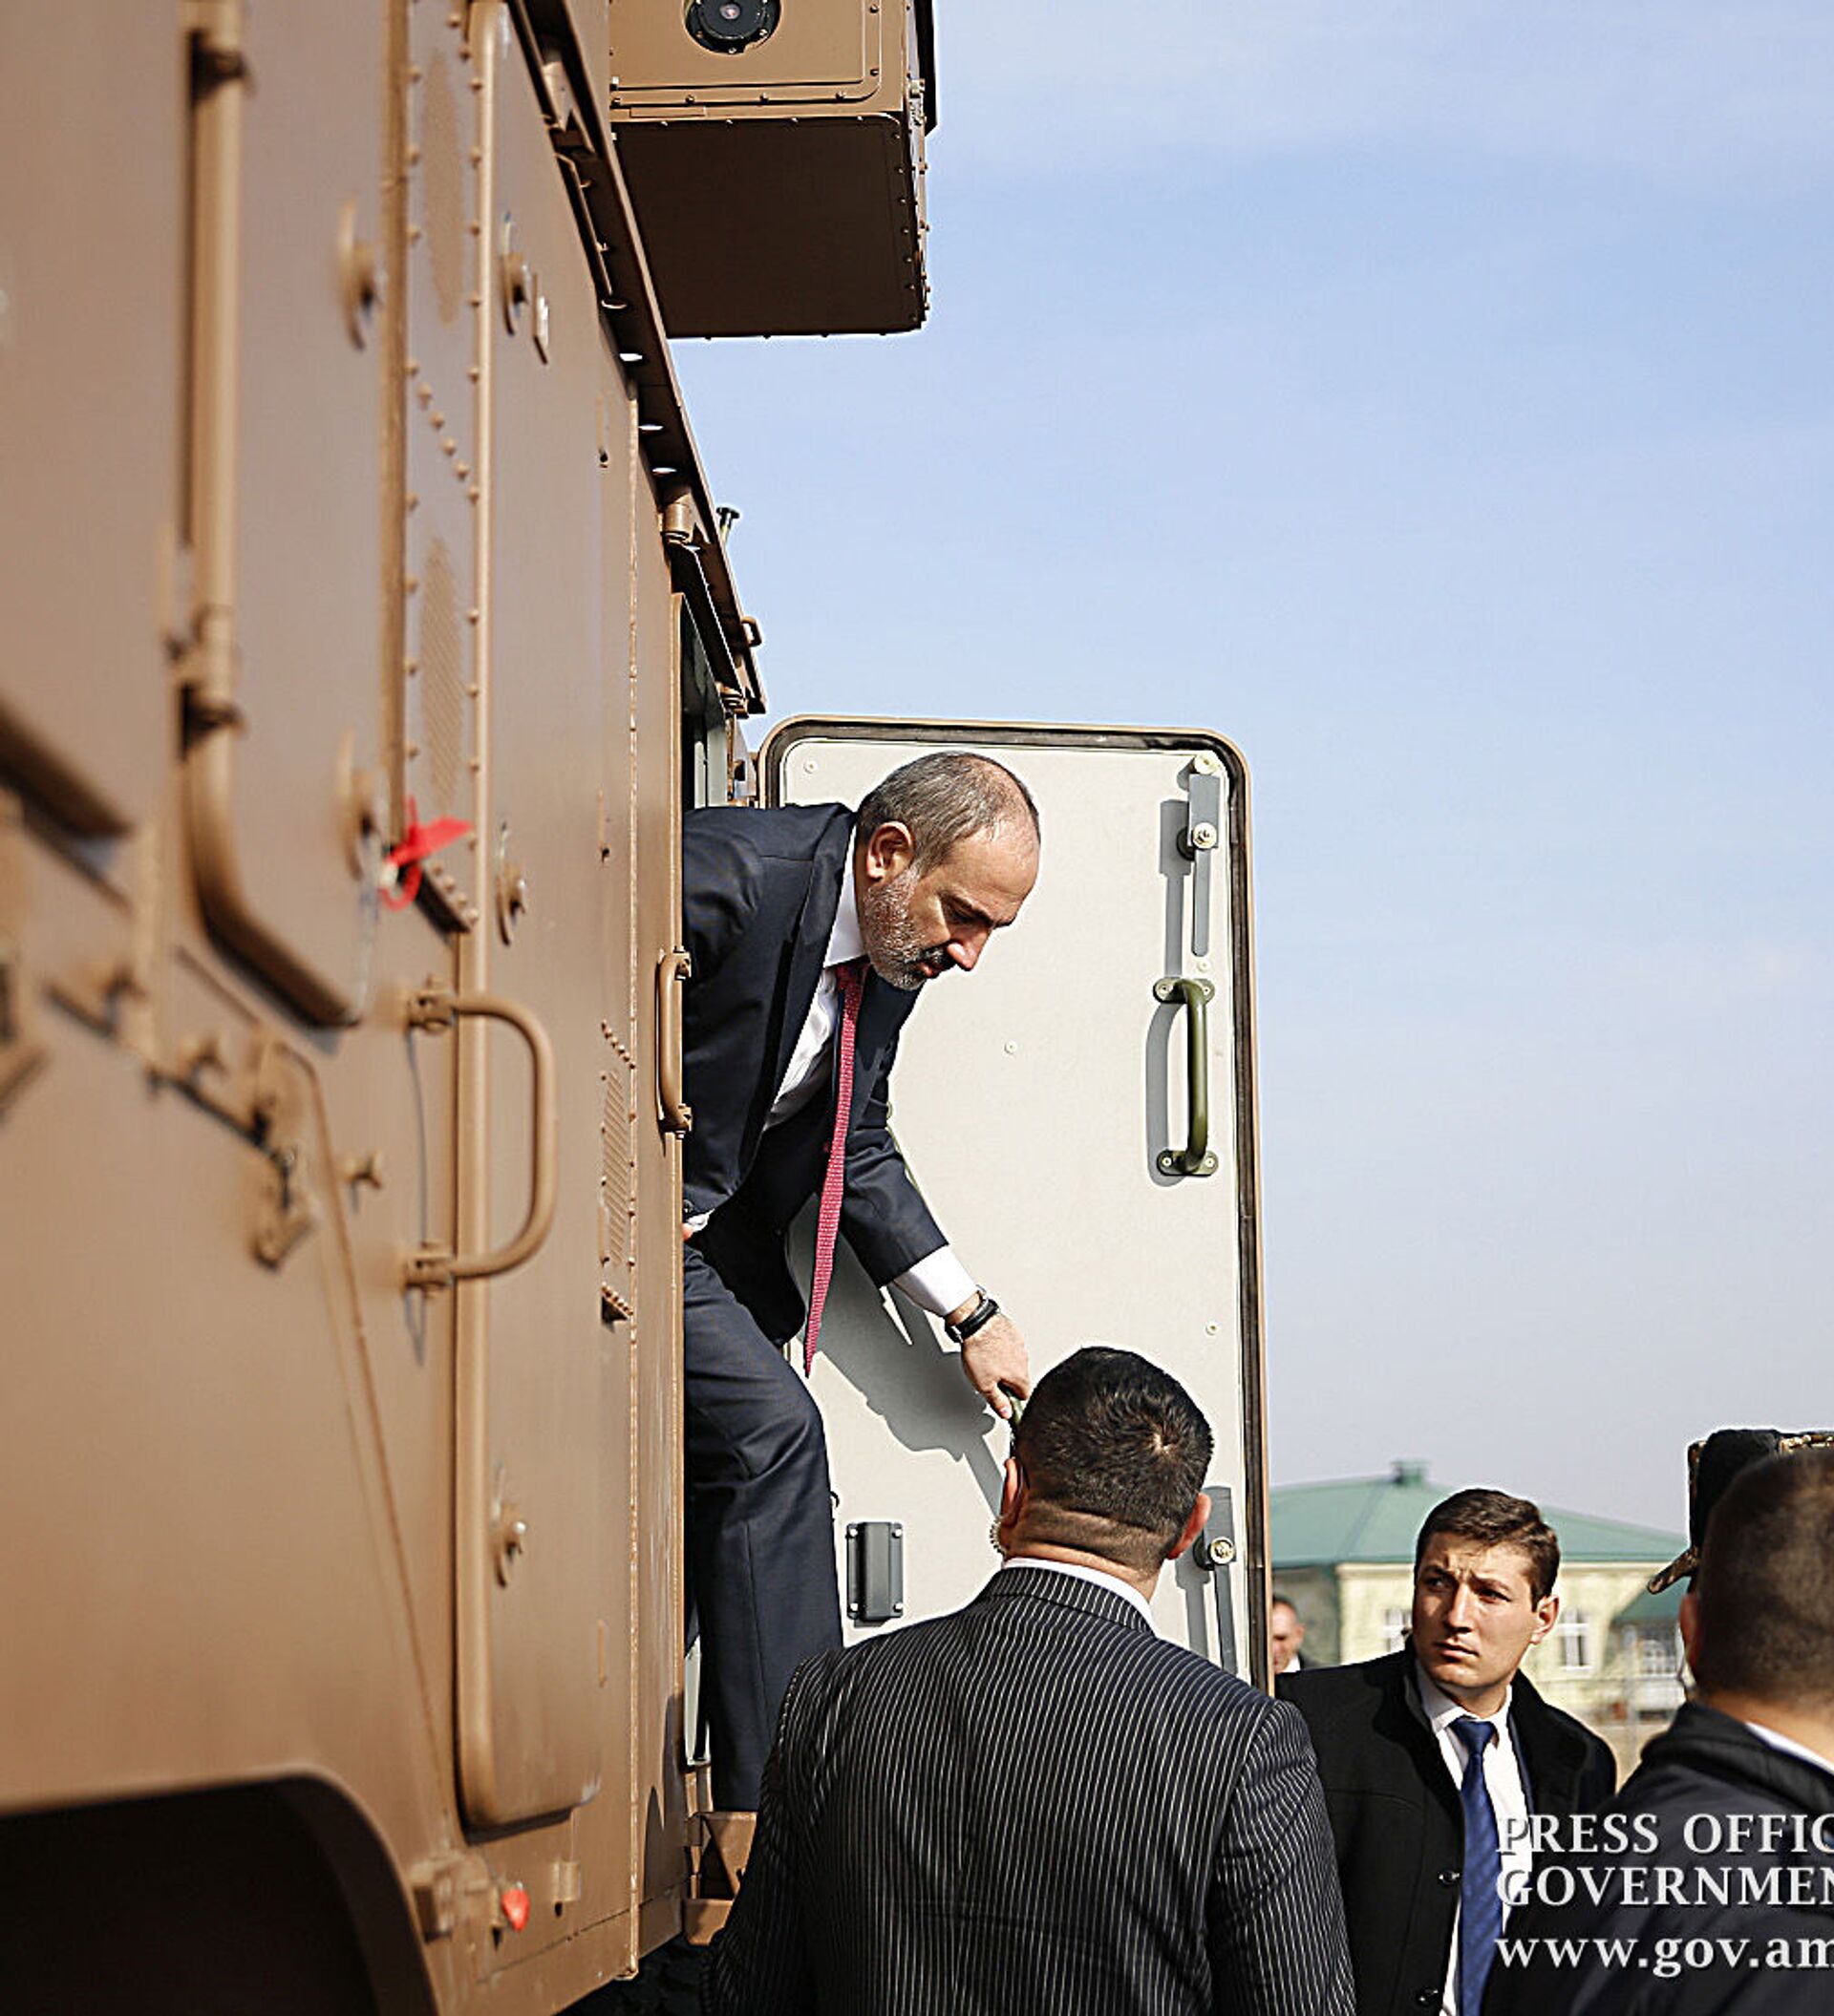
[656,946,693,1137]
[404,984,558,1288]
[1155,975,1218,1178]
[1197,1483,1239,1674]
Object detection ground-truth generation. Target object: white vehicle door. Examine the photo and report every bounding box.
[763,718,1270,1682]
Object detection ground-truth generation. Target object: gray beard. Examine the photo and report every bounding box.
[858,872,946,992]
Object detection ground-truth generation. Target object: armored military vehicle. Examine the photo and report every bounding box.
[0,4,1266,2005]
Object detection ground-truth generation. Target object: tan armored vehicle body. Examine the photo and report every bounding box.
[0,4,1265,2007]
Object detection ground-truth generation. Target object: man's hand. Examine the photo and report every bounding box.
[956,1313,1031,1421]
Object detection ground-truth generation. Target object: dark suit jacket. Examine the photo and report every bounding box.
[1280,1649,1616,2016]
[1483,1703,1834,2015]
[704,1565,1356,2016]
[682,803,946,1343]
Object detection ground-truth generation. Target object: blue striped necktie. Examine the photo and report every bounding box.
[1454,1716,1503,2013]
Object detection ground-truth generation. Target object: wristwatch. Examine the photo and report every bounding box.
[945,1290,1000,1346]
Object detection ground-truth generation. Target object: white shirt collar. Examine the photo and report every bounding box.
[1742,1718,1834,1780]
[824,847,864,967]
[1000,1556,1156,1629]
[1416,1657,1514,1741]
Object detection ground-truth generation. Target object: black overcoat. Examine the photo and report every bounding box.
[1482,1702,1834,2014]
[1280,1647,1617,2016]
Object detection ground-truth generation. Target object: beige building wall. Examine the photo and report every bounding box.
[1335,1563,1417,1665]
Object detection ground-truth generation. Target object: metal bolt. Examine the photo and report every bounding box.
[177,1031,227,1075]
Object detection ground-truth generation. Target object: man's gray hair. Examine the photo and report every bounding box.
[855,752,1039,870]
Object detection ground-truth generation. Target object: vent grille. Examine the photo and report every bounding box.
[601,1036,636,1317]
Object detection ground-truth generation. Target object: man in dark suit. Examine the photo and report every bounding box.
[682,752,1038,1811]
[1280,1490,1616,2016]
[1485,1439,1834,2014]
[704,1346,1355,2016]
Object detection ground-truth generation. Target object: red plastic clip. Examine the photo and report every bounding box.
[501,1884,531,1934]
[384,796,473,909]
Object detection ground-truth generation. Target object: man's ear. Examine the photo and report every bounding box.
[1679,1589,1700,1675]
[860,820,915,885]
[1528,1590,1561,1647]
[995,1456,1025,1551]
[1166,1491,1211,1563]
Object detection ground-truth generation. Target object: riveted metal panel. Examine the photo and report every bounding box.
[453,11,611,1836]
[185,0,393,1016]
[629,468,690,1943]
[400,2,486,929]
[0,4,183,835]
[607,1,928,337]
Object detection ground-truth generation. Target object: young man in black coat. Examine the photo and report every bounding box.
[1484,1444,1834,2014]
[680,751,1038,1811]
[1280,1490,1616,2016]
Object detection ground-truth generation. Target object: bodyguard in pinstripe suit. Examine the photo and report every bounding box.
[704,1348,1354,2015]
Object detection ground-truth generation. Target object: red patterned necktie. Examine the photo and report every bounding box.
[802,959,865,1374]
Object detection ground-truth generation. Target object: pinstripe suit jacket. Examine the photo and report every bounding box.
[703,1564,1355,2016]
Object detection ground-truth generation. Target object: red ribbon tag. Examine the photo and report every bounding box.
[383,796,473,909]
[500,1885,531,1934]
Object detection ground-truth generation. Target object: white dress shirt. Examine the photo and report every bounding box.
[1744,1718,1834,1779]
[1416,1662,1531,2016]
[1000,1556,1157,1630]
[691,853,977,1323]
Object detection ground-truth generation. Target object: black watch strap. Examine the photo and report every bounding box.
[946,1291,1000,1346]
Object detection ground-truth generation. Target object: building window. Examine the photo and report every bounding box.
[1557,1612,1594,1671]
[1635,1629,1679,1677]
[1382,1607,1409,1655]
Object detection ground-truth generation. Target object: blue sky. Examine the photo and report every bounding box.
[673,4,1834,1530]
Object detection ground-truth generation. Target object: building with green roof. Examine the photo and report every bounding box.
[1271,1460,1688,1772]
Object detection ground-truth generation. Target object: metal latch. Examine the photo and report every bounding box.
[1178,752,1225,960]
[1196,1483,1238,1676]
[846,1520,905,1624]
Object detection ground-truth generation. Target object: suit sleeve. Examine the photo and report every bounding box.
[838,1022,948,1288]
[1208,1698,1356,2016]
[681,810,765,987]
[701,1662,828,2016]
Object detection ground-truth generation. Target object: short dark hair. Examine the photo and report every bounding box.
[855,752,1039,871]
[1692,1449,1834,1709]
[1270,1593,1299,1616]
[1415,1489,1561,1603]
[1012,1347,1212,1573]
